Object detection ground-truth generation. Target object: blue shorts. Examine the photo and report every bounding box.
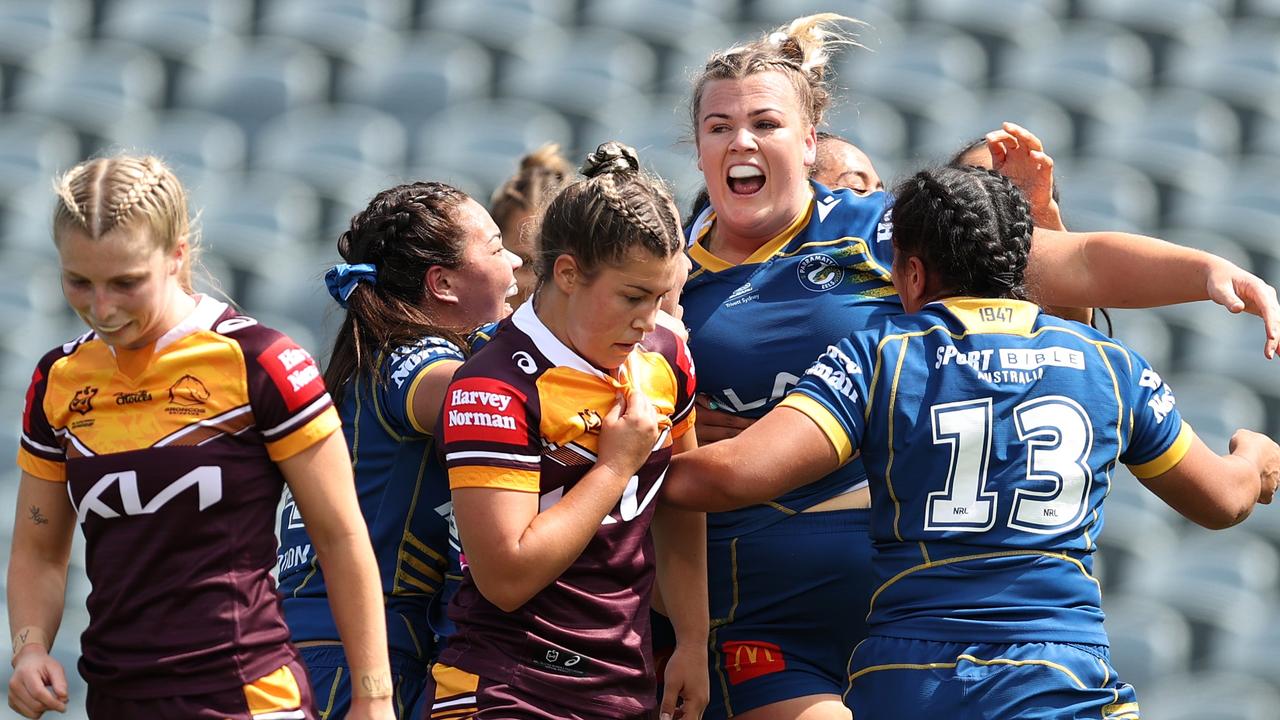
[705,508,873,719]
[848,637,1141,719]
[301,645,429,719]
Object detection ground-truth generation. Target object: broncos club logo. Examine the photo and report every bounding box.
[69,386,97,415]
[168,375,211,406]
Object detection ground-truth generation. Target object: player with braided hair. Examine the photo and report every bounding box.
[491,144,574,309]
[8,154,394,719]
[421,142,708,719]
[277,182,521,718]
[678,14,1280,720]
[663,164,1280,718]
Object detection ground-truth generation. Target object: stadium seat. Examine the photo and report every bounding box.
[105,109,248,184]
[1103,596,1193,691]
[0,0,92,70]
[338,32,492,141]
[1162,372,1267,453]
[11,41,166,136]
[1076,0,1231,74]
[914,0,1062,79]
[740,0,908,26]
[917,89,1074,162]
[838,24,988,120]
[255,105,408,205]
[1094,489,1180,595]
[581,0,737,49]
[500,26,659,123]
[1142,672,1280,720]
[396,166,488,208]
[260,0,410,61]
[1103,309,1174,373]
[99,0,253,61]
[0,114,80,199]
[1209,599,1280,686]
[175,37,330,145]
[415,99,574,194]
[197,171,323,270]
[1166,24,1280,123]
[418,0,577,54]
[582,95,703,210]
[1053,158,1160,232]
[821,95,909,171]
[655,22,738,97]
[1169,159,1280,260]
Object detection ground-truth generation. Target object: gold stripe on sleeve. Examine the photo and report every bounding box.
[449,466,541,492]
[17,448,65,482]
[266,406,342,461]
[1127,421,1195,480]
[777,393,854,465]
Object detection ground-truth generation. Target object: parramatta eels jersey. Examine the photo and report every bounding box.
[277,336,463,660]
[438,301,695,718]
[17,296,339,697]
[781,298,1192,646]
[683,181,899,538]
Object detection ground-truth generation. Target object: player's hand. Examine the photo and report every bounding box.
[598,385,662,482]
[1204,261,1280,358]
[693,395,756,443]
[7,646,68,719]
[986,122,1064,231]
[346,696,396,720]
[660,641,709,720]
[1231,429,1280,504]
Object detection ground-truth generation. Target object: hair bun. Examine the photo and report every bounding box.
[581,141,640,178]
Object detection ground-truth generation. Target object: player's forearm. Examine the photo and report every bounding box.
[7,551,68,655]
[474,464,630,611]
[309,528,393,697]
[1029,229,1219,309]
[663,441,765,512]
[651,505,709,644]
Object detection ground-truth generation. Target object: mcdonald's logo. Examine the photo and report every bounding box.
[722,640,786,686]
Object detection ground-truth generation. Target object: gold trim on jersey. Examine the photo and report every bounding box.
[688,199,813,272]
[243,663,305,718]
[1127,421,1195,479]
[1103,701,1141,720]
[938,298,1040,335]
[266,408,341,462]
[849,652,1088,690]
[405,359,456,436]
[449,466,540,492]
[777,394,854,465]
[884,336,912,543]
[393,454,430,597]
[17,448,64,482]
[866,549,1101,622]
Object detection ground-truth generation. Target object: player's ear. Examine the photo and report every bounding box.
[551,254,581,294]
[899,255,929,312]
[426,265,458,305]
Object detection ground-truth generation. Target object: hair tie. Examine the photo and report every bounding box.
[581,141,640,178]
[325,263,378,308]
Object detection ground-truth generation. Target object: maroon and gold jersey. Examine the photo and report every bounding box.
[438,302,696,718]
[17,296,340,698]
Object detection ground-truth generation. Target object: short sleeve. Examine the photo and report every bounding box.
[1119,352,1194,480]
[667,331,698,440]
[441,373,541,493]
[777,338,873,466]
[868,195,895,271]
[379,339,466,437]
[17,357,65,482]
[241,327,340,462]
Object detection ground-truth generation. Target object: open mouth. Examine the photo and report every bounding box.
[728,164,765,196]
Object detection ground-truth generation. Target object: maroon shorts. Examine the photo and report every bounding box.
[421,663,652,720]
[86,659,316,720]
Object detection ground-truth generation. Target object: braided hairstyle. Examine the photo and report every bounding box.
[324,181,472,403]
[691,13,864,133]
[52,154,200,292]
[534,141,683,287]
[891,165,1034,301]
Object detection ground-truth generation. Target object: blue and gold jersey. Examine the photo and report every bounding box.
[782,298,1193,645]
[277,336,464,660]
[682,181,898,537]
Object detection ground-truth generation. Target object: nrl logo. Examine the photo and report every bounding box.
[69,386,97,415]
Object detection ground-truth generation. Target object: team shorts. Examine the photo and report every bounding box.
[848,636,1140,719]
[302,644,429,719]
[419,663,651,720]
[705,508,873,719]
[86,659,315,720]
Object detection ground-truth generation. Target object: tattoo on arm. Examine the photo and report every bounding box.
[29,505,48,525]
[357,671,393,698]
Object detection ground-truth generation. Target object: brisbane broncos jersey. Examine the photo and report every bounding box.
[277,336,463,660]
[438,301,695,719]
[17,296,338,697]
[682,181,899,538]
[780,298,1192,646]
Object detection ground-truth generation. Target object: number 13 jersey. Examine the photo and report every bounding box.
[781,298,1192,646]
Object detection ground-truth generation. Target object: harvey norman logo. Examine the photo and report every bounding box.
[449,388,517,429]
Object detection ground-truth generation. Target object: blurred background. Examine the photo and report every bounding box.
[1,0,1279,717]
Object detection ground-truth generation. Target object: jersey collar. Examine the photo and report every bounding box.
[511,301,609,380]
[687,189,815,272]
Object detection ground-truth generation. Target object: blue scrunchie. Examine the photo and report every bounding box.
[325,263,378,308]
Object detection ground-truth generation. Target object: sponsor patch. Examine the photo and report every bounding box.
[999,347,1086,371]
[723,640,786,685]
[444,377,529,445]
[259,338,325,412]
[69,385,97,415]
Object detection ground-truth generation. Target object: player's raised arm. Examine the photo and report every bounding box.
[1139,429,1280,529]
